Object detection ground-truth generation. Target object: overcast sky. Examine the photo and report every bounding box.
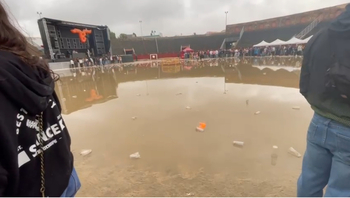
[3,0,350,38]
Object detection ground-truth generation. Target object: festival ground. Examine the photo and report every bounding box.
[60,60,310,196]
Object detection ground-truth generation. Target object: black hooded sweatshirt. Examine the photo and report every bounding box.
[0,51,73,196]
[300,4,350,126]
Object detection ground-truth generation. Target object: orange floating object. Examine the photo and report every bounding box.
[199,122,206,129]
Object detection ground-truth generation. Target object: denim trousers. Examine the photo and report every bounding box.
[61,168,81,197]
[297,112,350,197]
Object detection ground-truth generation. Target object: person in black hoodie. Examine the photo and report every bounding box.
[298,4,350,197]
[0,2,80,197]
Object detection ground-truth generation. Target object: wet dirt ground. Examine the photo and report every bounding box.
[59,57,312,196]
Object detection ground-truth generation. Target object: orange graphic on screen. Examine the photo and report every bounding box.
[70,28,92,43]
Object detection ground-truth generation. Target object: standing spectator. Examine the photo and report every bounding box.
[0,2,80,196]
[69,59,74,68]
[78,58,83,67]
[297,44,303,56]
[298,5,350,196]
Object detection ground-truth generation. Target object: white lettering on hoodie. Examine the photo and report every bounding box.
[17,98,66,166]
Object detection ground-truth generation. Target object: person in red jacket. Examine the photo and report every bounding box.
[0,2,80,197]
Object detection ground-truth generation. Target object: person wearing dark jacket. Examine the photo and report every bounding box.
[0,2,80,197]
[298,4,350,197]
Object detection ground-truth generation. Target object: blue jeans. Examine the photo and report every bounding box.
[61,168,81,197]
[297,112,350,197]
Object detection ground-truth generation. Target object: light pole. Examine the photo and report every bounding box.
[139,20,143,38]
[37,12,42,19]
[225,11,228,31]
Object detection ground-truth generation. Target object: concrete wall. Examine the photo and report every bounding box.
[226,3,346,34]
[49,61,72,77]
[112,33,239,55]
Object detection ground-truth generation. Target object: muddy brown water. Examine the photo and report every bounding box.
[56,57,311,196]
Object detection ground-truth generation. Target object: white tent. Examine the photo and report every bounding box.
[285,37,306,45]
[253,40,270,47]
[267,39,286,46]
[302,35,313,43]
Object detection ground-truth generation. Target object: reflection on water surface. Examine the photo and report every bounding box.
[56,57,302,114]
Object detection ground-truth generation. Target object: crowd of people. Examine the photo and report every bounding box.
[241,44,305,56]
[68,43,306,70]
[69,54,123,68]
[181,44,305,61]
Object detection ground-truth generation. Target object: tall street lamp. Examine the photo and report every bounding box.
[225,11,228,31]
[37,12,42,19]
[139,20,143,38]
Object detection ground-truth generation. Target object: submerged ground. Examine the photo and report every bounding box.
[60,57,310,196]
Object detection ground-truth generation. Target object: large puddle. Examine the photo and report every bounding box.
[56,57,312,196]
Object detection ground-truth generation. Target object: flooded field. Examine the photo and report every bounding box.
[56,57,312,196]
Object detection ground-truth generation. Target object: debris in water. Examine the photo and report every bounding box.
[254,111,261,115]
[288,147,301,158]
[130,152,141,159]
[131,116,137,120]
[271,145,278,166]
[263,73,267,75]
[186,192,194,196]
[196,127,204,132]
[233,141,244,147]
[80,149,92,156]
[185,106,191,110]
[292,106,301,110]
[199,122,206,129]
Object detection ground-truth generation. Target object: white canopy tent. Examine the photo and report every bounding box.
[284,37,305,45]
[253,40,270,47]
[302,35,313,43]
[253,36,313,47]
[266,39,286,46]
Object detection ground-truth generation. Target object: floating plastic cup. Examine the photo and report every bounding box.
[288,147,302,158]
[199,122,206,129]
[80,149,92,156]
[130,152,141,159]
[233,141,244,147]
[195,122,206,132]
[271,145,278,166]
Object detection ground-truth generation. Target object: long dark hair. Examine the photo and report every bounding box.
[0,1,57,78]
